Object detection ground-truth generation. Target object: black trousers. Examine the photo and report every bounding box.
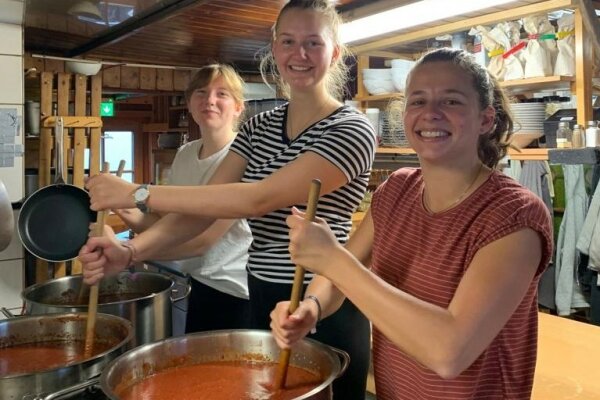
[185,277,251,333]
[248,272,371,400]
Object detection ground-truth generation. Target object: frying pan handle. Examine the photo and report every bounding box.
[39,377,100,400]
[328,346,350,378]
[54,117,65,183]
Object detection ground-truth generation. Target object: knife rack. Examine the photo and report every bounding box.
[34,71,103,283]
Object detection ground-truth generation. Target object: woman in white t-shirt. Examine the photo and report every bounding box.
[113,64,253,332]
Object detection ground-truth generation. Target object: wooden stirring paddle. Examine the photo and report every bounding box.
[274,179,321,390]
[83,161,110,359]
[77,160,127,305]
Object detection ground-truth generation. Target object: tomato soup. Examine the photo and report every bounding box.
[0,340,114,376]
[116,361,323,400]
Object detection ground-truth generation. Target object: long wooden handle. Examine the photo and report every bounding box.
[274,179,321,390]
[83,162,109,359]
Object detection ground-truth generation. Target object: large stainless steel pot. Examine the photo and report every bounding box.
[100,329,349,400]
[22,271,190,346]
[0,312,133,400]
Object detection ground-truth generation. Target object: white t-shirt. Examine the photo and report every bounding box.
[168,138,252,299]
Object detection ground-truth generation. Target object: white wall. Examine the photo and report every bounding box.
[0,0,25,314]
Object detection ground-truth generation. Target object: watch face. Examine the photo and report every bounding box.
[135,187,149,202]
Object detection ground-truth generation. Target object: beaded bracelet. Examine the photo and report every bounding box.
[304,295,322,334]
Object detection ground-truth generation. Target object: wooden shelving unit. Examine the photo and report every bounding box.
[351,0,596,133]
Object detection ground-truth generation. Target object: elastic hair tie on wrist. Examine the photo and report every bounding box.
[304,295,322,334]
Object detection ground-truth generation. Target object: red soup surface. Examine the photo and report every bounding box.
[0,340,114,376]
[116,361,323,400]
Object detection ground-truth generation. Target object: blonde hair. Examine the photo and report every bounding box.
[184,64,246,128]
[259,0,350,100]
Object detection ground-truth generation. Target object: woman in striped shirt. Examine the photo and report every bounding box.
[272,48,553,399]
[80,1,377,398]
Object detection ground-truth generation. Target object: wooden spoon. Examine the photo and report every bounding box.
[83,161,110,359]
[78,160,126,305]
[273,179,321,390]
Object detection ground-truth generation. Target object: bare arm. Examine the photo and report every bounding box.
[282,207,543,378]
[94,150,348,262]
[113,208,161,233]
[150,218,238,260]
[271,209,375,344]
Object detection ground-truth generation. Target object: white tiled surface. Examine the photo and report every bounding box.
[0,22,22,55]
[0,0,24,25]
[0,55,23,104]
[0,105,24,201]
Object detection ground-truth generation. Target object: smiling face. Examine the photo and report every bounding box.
[272,8,339,94]
[187,75,243,134]
[403,61,495,166]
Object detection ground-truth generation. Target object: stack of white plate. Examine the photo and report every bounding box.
[510,102,546,134]
[509,102,545,147]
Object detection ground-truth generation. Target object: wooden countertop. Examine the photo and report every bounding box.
[532,313,600,399]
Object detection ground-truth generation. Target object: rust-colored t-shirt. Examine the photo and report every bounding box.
[370,168,553,400]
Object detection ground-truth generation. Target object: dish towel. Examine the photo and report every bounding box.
[519,160,553,212]
[555,164,590,316]
[519,161,555,309]
[576,170,600,278]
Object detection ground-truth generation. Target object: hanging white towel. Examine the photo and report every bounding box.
[555,164,589,316]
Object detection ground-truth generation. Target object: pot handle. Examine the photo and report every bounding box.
[171,279,191,302]
[0,307,15,318]
[39,377,100,400]
[328,346,350,378]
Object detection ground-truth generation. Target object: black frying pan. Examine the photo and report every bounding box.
[18,117,97,262]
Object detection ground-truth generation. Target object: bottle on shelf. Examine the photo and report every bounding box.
[585,121,598,148]
[556,121,572,149]
[572,124,585,148]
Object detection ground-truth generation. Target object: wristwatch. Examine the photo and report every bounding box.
[133,184,150,213]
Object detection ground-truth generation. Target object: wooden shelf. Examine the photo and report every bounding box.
[499,75,575,93]
[376,146,549,161]
[355,76,575,103]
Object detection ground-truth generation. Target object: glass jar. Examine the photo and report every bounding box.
[556,121,572,148]
[572,124,585,148]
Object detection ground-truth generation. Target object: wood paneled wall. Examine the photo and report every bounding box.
[24,54,193,92]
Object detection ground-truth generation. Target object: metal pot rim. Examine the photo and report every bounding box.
[100,329,348,400]
[21,271,174,306]
[0,312,133,379]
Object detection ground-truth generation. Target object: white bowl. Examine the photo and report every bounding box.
[363,78,396,95]
[66,60,102,76]
[391,69,409,92]
[390,59,415,71]
[362,68,392,79]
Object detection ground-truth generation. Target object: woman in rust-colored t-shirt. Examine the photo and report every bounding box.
[271,47,553,400]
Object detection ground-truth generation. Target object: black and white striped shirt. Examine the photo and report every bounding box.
[230,103,377,284]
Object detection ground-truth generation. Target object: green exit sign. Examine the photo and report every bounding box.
[100,101,114,117]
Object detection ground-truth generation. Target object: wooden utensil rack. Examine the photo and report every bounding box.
[34,71,103,283]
